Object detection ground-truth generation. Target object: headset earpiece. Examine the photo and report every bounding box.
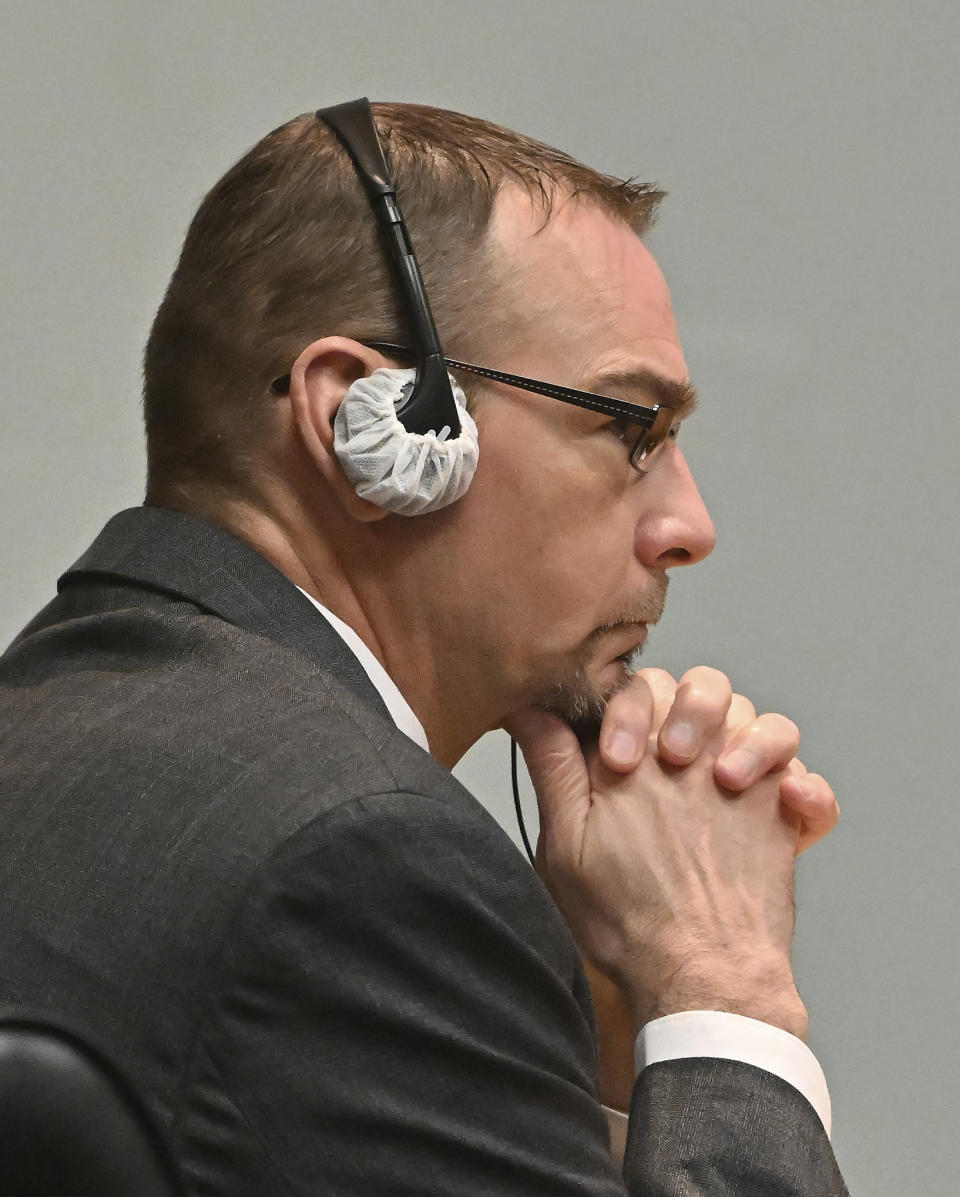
[316,98,479,515]
[333,367,479,515]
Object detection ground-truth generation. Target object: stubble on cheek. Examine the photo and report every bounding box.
[532,576,669,739]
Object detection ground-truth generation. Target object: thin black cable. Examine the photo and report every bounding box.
[510,736,536,866]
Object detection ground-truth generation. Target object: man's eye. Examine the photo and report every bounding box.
[608,417,638,443]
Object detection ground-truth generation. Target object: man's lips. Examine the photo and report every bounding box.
[602,621,649,659]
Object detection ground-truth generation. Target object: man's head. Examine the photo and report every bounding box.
[142,102,714,760]
[143,102,662,509]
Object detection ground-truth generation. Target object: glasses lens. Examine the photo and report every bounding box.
[630,407,677,471]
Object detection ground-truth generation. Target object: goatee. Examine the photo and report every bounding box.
[535,579,668,742]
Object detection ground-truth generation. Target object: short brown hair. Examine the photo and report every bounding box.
[143,102,663,505]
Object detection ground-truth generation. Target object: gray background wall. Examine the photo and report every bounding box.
[2,2,956,1191]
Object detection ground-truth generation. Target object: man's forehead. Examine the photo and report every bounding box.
[490,184,659,270]
[486,184,686,383]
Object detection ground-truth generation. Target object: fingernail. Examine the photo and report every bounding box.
[719,748,758,786]
[662,722,698,759]
[606,729,637,766]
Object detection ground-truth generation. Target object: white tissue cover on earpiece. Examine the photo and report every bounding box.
[333,367,479,515]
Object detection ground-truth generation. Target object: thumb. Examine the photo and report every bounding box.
[504,709,590,857]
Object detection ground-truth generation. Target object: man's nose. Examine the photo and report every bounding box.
[633,447,716,568]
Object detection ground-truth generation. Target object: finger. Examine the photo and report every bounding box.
[631,668,677,734]
[599,673,656,772]
[780,772,839,854]
[714,713,801,790]
[699,693,757,759]
[725,692,758,731]
[504,709,590,859]
[657,666,733,764]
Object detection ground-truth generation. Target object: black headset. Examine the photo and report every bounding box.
[318,97,536,865]
[316,98,462,440]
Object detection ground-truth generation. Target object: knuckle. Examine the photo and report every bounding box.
[728,693,757,723]
[636,667,677,695]
[780,715,801,743]
[678,678,732,716]
[755,713,800,747]
[808,773,838,808]
[679,665,731,695]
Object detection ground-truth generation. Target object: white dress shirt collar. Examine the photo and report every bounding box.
[296,587,429,753]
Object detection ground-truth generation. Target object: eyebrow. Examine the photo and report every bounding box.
[588,367,699,420]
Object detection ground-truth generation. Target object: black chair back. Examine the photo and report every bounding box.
[0,1013,183,1196]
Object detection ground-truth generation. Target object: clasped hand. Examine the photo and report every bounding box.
[507,667,839,1042]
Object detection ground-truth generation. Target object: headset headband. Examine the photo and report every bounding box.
[316,98,461,438]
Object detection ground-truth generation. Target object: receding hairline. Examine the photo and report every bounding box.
[275,102,664,238]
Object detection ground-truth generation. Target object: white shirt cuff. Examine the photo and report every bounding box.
[602,1105,629,1169]
[635,1010,832,1137]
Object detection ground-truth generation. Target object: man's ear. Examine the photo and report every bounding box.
[286,336,391,523]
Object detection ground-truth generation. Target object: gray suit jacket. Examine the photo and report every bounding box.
[0,507,847,1194]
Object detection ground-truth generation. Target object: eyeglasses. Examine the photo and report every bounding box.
[271,344,681,472]
[362,341,682,473]
[274,98,685,471]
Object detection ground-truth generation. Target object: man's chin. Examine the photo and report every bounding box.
[529,608,658,739]
[535,654,635,742]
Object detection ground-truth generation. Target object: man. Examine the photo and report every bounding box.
[0,101,847,1193]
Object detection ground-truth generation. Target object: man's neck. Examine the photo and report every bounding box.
[208,499,502,768]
